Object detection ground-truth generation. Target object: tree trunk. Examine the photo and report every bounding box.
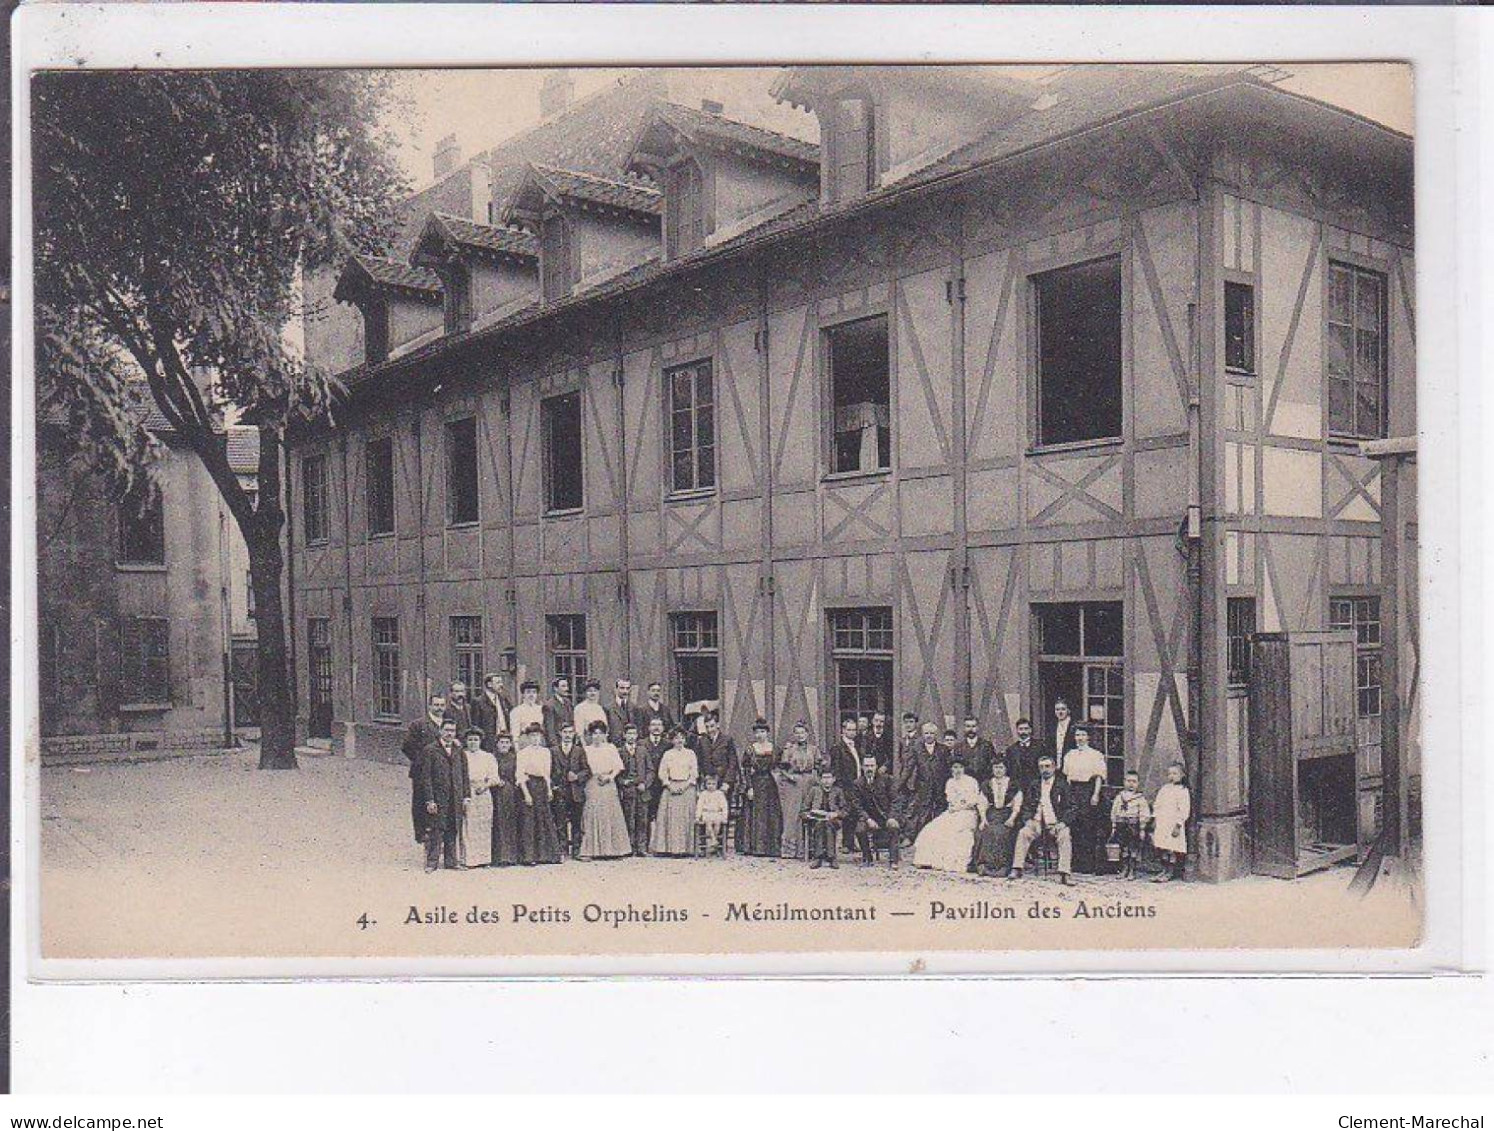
[248,426,297,771]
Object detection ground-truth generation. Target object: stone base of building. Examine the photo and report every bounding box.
[332,720,407,766]
[41,728,231,766]
[1191,812,1252,882]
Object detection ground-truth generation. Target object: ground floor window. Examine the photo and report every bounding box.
[1329,595,1382,719]
[308,617,333,739]
[829,606,893,731]
[121,616,171,706]
[372,616,400,720]
[1034,601,1124,783]
[451,615,484,692]
[547,614,588,689]
[670,611,720,717]
[1227,597,1256,688]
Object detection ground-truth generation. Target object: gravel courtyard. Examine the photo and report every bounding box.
[37,746,1420,964]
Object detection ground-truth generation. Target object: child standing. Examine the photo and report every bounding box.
[1109,769,1152,880]
[695,774,730,854]
[1150,761,1191,883]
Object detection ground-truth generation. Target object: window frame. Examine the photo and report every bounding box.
[1226,596,1257,688]
[1329,595,1383,719]
[116,481,166,567]
[827,605,895,735]
[444,415,481,527]
[541,390,585,515]
[302,453,330,546]
[823,312,892,478]
[372,615,401,721]
[1326,259,1389,442]
[665,158,707,260]
[665,358,717,496]
[450,615,484,692]
[546,613,589,690]
[669,610,721,714]
[540,212,573,303]
[1224,280,1257,377]
[365,434,396,538]
[120,616,171,708]
[1030,251,1125,452]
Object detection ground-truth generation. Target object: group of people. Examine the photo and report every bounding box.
[401,673,1192,886]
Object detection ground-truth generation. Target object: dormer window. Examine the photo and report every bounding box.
[443,268,472,335]
[666,159,705,259]
[831,96,877,202]
[364,301,391,365]
[541,212,573,303]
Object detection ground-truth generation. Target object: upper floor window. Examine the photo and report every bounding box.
[445,416,480,526]
[117,481,165,565]
[666,160,705,259]
[831,96,877,202]
[542,391,584,513]
[1225,281,1256,376]
[827,315,891,475]
[541,214,572,303]
[667,359,716,493]
[1327,261,1387,440]
[1035,255,1123,447]
[302,454,330,545]
[365,435,396,537]
[364,301,391,365]
[444,270,472,336]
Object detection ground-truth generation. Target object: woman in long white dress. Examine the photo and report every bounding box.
[650,729,699,856]
[460,728,500,868]
[578,720,633,859]
[913,757,988,872]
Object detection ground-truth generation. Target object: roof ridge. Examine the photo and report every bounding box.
[657,99,816,146]
[531,162,660,192]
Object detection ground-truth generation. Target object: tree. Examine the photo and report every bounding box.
[34,70,408,768]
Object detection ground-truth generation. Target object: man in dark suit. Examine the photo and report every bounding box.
[1002,717,1040,792]
[443,681,474,738]
[896,722,942,839]
[1008,753,1077,885]
[617,722,654,856]
[847,754,901,866]
[892,711,920,784]
[1049,698,1079,770]
[471,672,513,746]
[862,712,894,773]
[416,719,469,872]
[957,715,997,784]
[697,711,740,797]
[401,693,447,843]
[543,676,575,749]
[641,715,671,823]
[606,677,640,743]
[638,681,676,736]
[550,721,588,858]
[830,717,864,850]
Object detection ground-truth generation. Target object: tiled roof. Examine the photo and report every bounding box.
[352,255,442,294]
[528,164,663,216]
[426,213,539,259]
[226,426,260,474]
[651,101,819,166]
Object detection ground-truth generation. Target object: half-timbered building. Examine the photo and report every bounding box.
[289,65,1415,880]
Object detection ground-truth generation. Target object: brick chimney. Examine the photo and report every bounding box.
[433,133,462,180]
[540,70,575,120]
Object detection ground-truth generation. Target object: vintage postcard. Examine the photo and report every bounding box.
[25,52,1427,972]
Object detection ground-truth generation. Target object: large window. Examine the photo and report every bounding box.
[445,416,480,526]
[831,96,876,202]
[1327,261,1387,440]
[670,611,720,714]
[302,454,330,545]
[121,617,170,705]
[542,392,584,513]
[372,616,401,719]
[1227,597,1256,688]
[666,160,705,259]
[547,614,588,688]
[667,359,715,493]
[1225,281,1256,376]
[827,315,891,474]
[1035,255,1123,447]
[117,481,165,565]
[365,436,396,537]
[451,615,484,692]
[829,607,894,730]
[1330,596,1382,719]
[541,214,572,303]
[1034,601,1124,784]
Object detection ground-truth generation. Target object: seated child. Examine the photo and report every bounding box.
[799,768,847,870]
[1109,769,1152,881]
[695,774,729,853]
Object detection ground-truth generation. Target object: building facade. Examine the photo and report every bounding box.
[288,66,1416,881]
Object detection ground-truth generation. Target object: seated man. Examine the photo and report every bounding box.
[1008,754,1076,886]
[800,768,846,870]
[848,754,900,866]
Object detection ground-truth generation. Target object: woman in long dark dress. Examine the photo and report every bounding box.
[738,718,783,857]
[515,723,562,865]
[490,732,523,867]
[969,758,1023,876]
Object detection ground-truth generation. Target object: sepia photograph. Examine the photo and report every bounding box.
[28,56,1423,968]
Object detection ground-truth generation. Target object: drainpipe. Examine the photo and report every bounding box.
[340,435,357,756]
[1186,301,1204,777]
[413,412,430,704]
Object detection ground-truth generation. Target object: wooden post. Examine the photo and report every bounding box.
[1378,452,1403,856]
